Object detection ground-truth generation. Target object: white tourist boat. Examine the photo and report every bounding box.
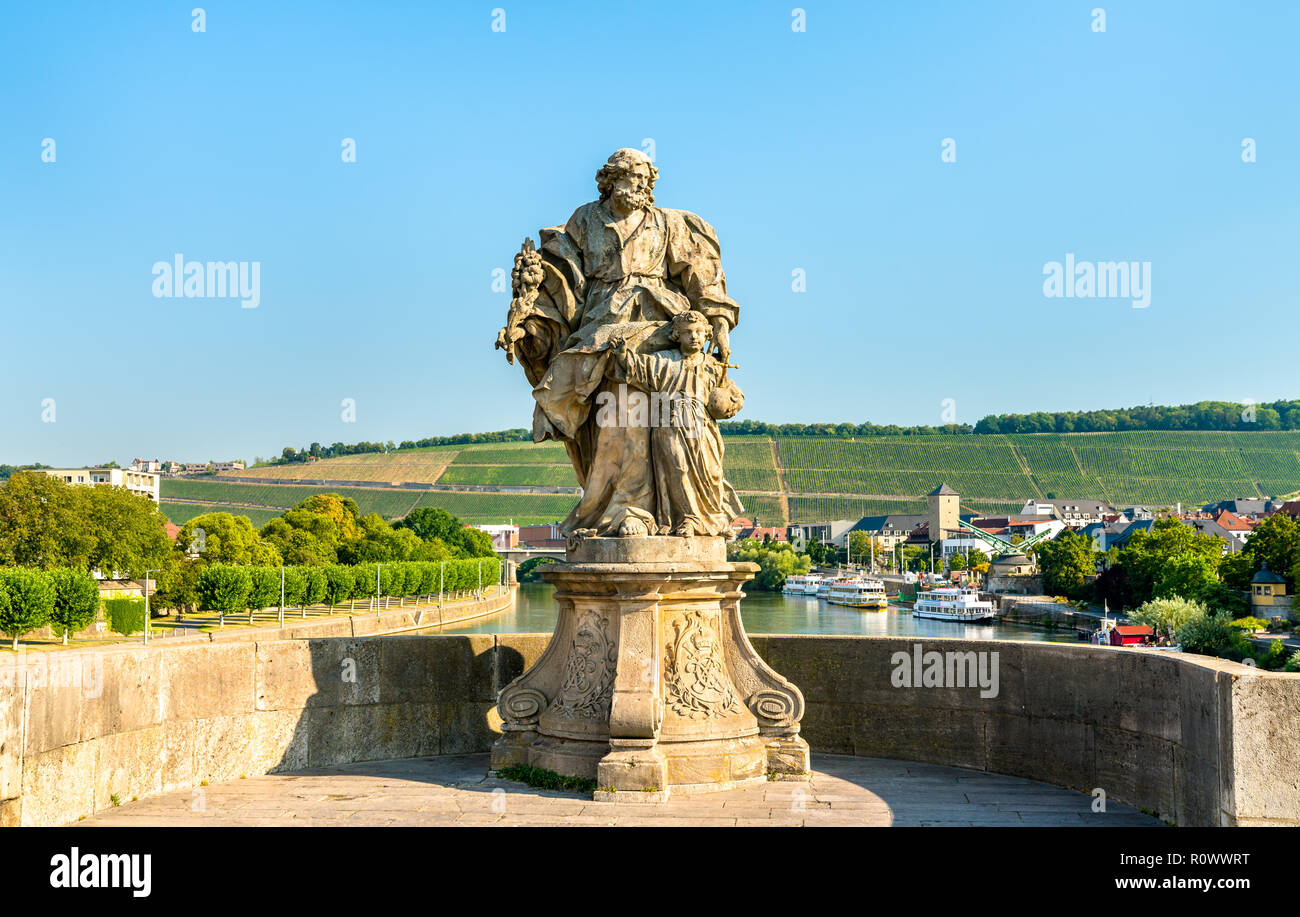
[826,578,889,610]
[781,574,824,596]
[912,586,996,622]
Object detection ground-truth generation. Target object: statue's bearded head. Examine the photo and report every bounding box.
[596,148,658,212]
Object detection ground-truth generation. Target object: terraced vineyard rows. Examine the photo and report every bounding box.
[160,502,283,528]
[437,464,578,487]
[161,480,424,518]
[158,430,1300,529]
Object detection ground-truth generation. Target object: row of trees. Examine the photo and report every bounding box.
[0,557,504,646]
[0,474,501,624]
[270,429,533,464]
[974,399,1300,434]
[0,568,100,649]
[193,557,502,626]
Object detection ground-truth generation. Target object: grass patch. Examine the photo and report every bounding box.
[496,764,597,795]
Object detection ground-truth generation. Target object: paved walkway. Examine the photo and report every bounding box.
[79,754,1162,827]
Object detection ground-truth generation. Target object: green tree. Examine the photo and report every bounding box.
[1152,552,1219,600]
[0,568,56,649]
[246,566,281,623]
[302,566,328,608]
[48,568,101,644]
[394,507,497,558]
[196,565,253,626]
[258,518,337,566]
[322,565,356,610]
[0,472,95,569]
[153,554,202,614]
[1118,517,1226,605]
[1033,530,1096,598]
[178,512,282,567]
[282,566,308,613]
[84,484,173,578]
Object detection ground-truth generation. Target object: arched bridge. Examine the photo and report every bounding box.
[500,546,566,564]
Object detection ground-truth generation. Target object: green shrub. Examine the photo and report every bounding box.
[1130,596,1209,641]
[1257,640,1288,670]
[1283,651,1300,673]
[104,597,146,637]
[1228,616,1270,633]
[1175,610,1234,656]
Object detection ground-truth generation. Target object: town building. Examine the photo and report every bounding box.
[787,519,857,550]
[847,513,929,551]
[1019,498,1114,527]
[518,523,564,547]
[1186,511,1254,553]
[129,458,162,473]
[927,483,962,542]
[1201,498,1283,518]
[37,467,161,503]
[1250,562,1291,616]
[474,523,518,550]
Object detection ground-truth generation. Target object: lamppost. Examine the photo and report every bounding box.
[278,565,285,628]
[143,569,159,645]
[375,563,385,618]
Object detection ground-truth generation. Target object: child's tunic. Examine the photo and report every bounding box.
[619,349,745,535]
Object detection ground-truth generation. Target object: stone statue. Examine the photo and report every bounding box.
[491,151,808,800]
[495,148,744,538]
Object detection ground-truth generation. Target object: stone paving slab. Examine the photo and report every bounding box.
[78,753,1163,827]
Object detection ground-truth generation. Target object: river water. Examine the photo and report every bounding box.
[436,582,1081,643]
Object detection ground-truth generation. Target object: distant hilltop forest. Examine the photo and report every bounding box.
[265,399,1300,465]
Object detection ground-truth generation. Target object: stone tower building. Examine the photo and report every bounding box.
[928,483,960,543]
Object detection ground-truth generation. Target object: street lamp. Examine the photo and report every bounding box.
[375,563,385,618]
[143,569,159,645]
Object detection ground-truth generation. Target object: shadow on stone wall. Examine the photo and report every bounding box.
[268,635,546,777]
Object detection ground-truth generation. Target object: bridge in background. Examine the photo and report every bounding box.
[500,546,566,564]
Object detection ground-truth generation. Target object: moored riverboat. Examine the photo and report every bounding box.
[912,586,996,622]
[827,578,889,609]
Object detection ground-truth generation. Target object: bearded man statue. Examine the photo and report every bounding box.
[496,148,742,537]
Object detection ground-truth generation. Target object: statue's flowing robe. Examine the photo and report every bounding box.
[617,349,745,536]
[508,199,739,535]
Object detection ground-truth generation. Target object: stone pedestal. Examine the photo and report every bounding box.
[491,536,809,800]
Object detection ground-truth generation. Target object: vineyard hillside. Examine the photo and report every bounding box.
[156,431,1300,529]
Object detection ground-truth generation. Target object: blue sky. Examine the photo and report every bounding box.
[2,1,1297,465]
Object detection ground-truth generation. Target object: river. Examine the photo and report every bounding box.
[434,582,1081,643]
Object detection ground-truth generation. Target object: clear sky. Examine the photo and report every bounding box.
[3,1,1297,466]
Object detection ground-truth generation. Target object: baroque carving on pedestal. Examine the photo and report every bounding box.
[664,610,741,719]
[548,610,617,721]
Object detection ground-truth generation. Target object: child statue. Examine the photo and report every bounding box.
[609,310,746,537]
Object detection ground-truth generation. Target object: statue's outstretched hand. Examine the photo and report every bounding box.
[710,318,731,364]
